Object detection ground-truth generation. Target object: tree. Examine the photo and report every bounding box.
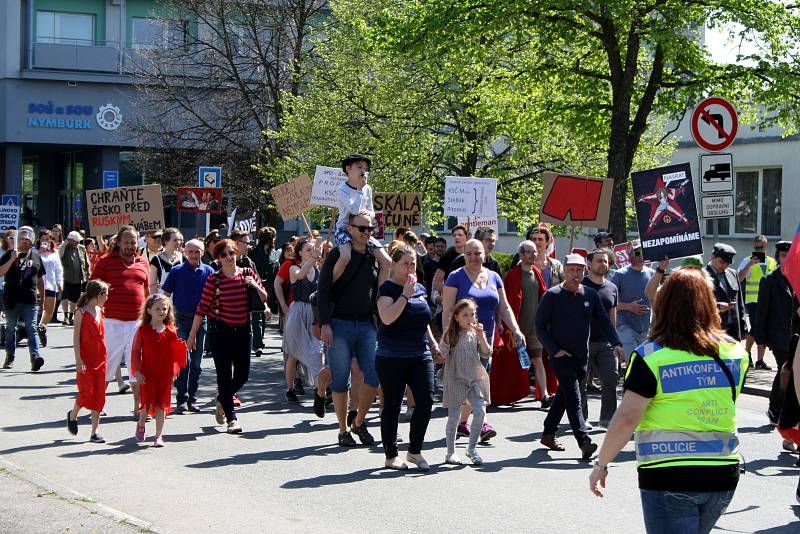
[372,0,800,239]
[130,0,327,210]
[267,0,674,232]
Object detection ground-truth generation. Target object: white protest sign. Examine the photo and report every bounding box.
[311,166,347,208]
[457,215,499,234]
[0,205,20,233]
[444,176,497,219]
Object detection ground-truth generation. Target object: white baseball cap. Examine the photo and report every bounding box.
[564,253,586,267]
[67,231,82,242]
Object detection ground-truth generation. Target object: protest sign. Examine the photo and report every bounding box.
[176,187,223,214]
[631,162,703,261]
[86,184,164,236]
[613,243,631,269]
[457,215,499,234]
[373,192,422,228]
[271,175,313,221]
[444,176,498,219]
[232,209,257,233]
[539,172,614,228]
[374,211,386,240]
[0,205,20,233]
[571,248,589,258]
[311,166,347,208]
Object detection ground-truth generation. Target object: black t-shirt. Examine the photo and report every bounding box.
[450,253,502,277]
[583,277,618,342]
[436,247,461,279]
[422,256,439,294]
[624,349,740,492]
[376,280,432,356]
[1,250,46,308]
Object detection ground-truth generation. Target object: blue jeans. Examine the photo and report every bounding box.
[328,319,378,392]
[5,303,40,360]
[617,324,649,361]
[640,489,735,534]
[174,312,204,405]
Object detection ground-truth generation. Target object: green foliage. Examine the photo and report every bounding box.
[263,0,800,236]
[492,252,514,276]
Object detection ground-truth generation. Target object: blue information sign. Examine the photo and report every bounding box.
[103,170,119,189]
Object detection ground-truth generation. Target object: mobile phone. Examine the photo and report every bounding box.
[752,251,766,262]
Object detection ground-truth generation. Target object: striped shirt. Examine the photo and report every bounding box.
[90,253,149,321]
[196,268,263,327]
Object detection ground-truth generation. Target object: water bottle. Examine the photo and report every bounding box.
[516,335,531,370]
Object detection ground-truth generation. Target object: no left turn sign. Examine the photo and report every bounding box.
[691,96,738,152]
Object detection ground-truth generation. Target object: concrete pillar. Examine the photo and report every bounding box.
[3,144,23,196]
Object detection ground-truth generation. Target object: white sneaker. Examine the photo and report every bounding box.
[384,457,408,470]
[445,453,464,465]
[465,449,483,465]
[406,452,430,471]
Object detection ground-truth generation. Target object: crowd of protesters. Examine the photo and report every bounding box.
[2,155,799,534]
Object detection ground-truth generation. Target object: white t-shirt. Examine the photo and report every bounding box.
[336,182,374,229]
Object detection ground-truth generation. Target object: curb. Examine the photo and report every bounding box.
[0,456,160,533]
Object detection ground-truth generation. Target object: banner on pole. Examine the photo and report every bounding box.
[373,192,422,228]
[176,187,223,214]
[272,175,313,221]
[311,166,346,208]
[631,162,703,261]
[539,172,614,228]
[86,184,165,236]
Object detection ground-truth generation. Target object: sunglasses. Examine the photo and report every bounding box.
[219,250,236,258]
[350,225,375,234]
[521,249,536,254]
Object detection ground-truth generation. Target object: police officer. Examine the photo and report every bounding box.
[738,235,777,369]
[706,243,746,341]
[590,266,749,533]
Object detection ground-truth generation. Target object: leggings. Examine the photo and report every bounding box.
[446,390,485,456]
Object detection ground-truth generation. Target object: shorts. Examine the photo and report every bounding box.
[522,331,543,357]
[327,318,379,392]
[746,303,758,334]
[104,318,139,383]
[63,282,83,303]
[334,226,383,254]
[44,289,59,298]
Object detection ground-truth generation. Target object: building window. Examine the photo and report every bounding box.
[131,17,186,49]
[36,11,95,45]
[706,167,781,237]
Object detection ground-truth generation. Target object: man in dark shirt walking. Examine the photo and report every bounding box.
[318,212,380,447]
[536,254,624,460]
[580,249,620,428]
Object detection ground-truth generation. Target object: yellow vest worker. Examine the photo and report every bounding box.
[743,256,777,305]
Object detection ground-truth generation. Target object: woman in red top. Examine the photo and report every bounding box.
[66,280,110,443]
[188,239,268,434]
[131,294,187,447]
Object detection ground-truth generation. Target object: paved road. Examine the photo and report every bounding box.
[1,324,798,533]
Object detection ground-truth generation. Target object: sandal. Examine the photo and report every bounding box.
[540,435,565,451]
[135,424,146,442]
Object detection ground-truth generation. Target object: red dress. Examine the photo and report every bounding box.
[75,309,108,412]
[131,324,187,416]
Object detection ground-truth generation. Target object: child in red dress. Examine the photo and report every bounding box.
[67,280,110,443]
[131,294,187,447]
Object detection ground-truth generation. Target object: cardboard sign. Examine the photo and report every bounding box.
[86,184,165,236]
[457,215,499,235]
[0,205,20,233]
[176,187,223,214]
[631,163,703,261]
[373,192,422,228]
[311,165,347,208]
[571,248,588,258]
[444,176,497,219]
[271,175,313,221]
[613,243,631,269]
[539,172,614,227]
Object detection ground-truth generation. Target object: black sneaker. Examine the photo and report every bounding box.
[347,410,357,428]
[37,325,47,347]
[254,349,262,358]
[540,395,553,410]
[351,422,375,445]
[67,411,78,435]
[2,356,13,369]
[174,402,187,414]
[755,360,772,371]
[313,389,326,418]
[31,356,44,372]
[580,440,598,461]
[286,388,299,402]
[186,403,201,413]
[90,432,105,443]
[293,378,305,396]
[767,409,779,426]
[338,430,357,447]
